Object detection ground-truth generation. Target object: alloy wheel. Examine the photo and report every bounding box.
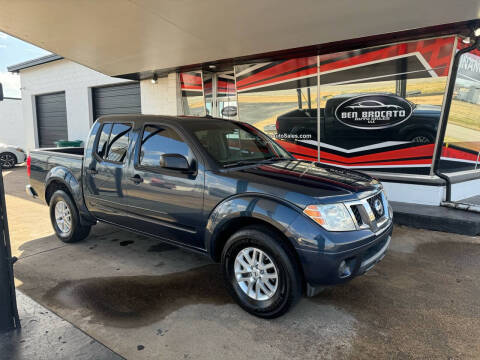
[0,153,16,168]
[55,200,72,234]
[234,247,279,301]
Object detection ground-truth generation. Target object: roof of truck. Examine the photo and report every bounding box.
[95,114,239,125]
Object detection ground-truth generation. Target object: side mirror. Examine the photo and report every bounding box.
[0,83,4,102]
[160,153,191,171]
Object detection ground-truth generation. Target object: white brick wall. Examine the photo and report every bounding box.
[0,98,24,148]
[140,73,180,115]
[18,59,180,151]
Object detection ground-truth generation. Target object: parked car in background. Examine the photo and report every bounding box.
[26,115,392,318]
[0,144,26,169]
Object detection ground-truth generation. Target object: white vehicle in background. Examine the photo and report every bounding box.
[0,144,27,169]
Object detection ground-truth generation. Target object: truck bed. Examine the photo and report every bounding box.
[34,147,85,157]
[29,147,85,202]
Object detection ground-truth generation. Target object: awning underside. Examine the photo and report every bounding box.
[0,0,479,77]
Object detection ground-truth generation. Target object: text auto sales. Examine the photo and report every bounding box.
[340,110,406,122]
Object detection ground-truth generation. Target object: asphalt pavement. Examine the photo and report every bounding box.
[3,166,480,359]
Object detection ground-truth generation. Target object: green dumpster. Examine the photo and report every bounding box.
[54,140,83,148]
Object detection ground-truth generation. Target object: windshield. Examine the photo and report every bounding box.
[183,119,292,167]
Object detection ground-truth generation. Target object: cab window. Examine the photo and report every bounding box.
[96,123,112,158]
[96,122,132,163]
[139,125,192,168]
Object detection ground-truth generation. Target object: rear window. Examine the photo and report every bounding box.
[96,123,112,158]
[106,123,132,162]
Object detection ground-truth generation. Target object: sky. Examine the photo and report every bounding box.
[0,31,50,98]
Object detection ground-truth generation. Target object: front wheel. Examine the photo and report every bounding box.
[221,226,302,318]
[49,190,91,243]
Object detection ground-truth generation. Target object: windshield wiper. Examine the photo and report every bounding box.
[222,159,263,168]
[222,156,288,168]
[262,155,288,162]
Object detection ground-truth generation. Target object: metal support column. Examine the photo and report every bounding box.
[0,167,20,332]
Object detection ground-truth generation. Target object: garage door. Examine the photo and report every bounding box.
[36,92,68,148]
[92,82,141,120]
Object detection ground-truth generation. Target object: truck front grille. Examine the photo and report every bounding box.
[346,191,390,231]
[351,205,363,226]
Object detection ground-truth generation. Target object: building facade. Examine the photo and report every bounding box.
[8,32,480,207]
[9,56,180,150]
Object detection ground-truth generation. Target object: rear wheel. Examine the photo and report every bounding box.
[0,152,17,169]
[408,132,434,144]
[221,225,302,318]
[49,190,91,243]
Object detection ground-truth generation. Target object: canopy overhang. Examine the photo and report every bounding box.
[0,0,479,78]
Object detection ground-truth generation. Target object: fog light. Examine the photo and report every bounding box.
[338,260,352,278]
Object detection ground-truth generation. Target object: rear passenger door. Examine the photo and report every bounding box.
[84,121,133,224]
[124,123,205,250]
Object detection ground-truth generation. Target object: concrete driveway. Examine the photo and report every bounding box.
[3,166,480,359]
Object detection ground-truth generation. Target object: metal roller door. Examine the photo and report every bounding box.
[92,82,141,120]
[35,92,68,148]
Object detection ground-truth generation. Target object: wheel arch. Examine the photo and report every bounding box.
[45,166,96,225]
[205,194,305,283]
[210,215,307,294]
[398,124,437,141]
[45,166,81,205]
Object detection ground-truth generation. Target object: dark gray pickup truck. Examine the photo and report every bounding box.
[27,115,393,318]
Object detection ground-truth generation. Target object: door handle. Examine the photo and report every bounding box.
[86,168,98,175]
[130,174,144,184]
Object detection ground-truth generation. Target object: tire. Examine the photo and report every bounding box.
[408,132,434,144]
[221,225,302,318]
[49,190,91,243]
[0,152,17,169]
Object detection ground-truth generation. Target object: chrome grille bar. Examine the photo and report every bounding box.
[346,191,391,231]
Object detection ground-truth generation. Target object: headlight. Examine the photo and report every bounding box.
[16,148,25,153]
[303,204,356,231]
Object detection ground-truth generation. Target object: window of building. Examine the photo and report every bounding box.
[234,37,455,174]
[235,57,318,150]
[180,72,205,116]
[440,46,480,173]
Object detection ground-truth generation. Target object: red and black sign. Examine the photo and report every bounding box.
[235,37,455,93]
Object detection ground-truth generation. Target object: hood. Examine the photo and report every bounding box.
[226,160,382,208]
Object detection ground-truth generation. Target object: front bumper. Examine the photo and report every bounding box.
[296,221,393,290]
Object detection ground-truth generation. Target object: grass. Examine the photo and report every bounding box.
[447,100,480,132]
